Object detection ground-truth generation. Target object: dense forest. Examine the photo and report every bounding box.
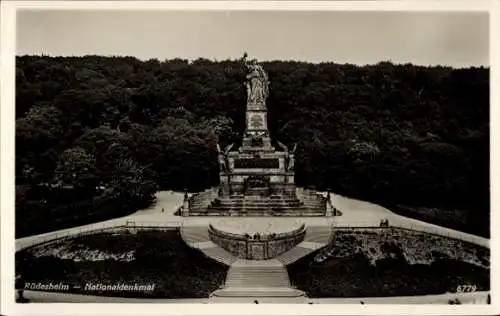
[15,55,489,237]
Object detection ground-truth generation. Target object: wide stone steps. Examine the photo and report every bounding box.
[225,261,290,288]
[273,226,333,266]
[201,247,238,266]
[301,198,324,201]
[299,199,324,204]
[189,206,215,211]
[208,207,306,212]
[300,199,325,204]
[300,204,325,209]
[190,200,217,207]
[206,196,325,212]
[188,190,219,209]
[215,196,302,200]
[211,200,304,206]
[181,226,210,244]
[211,259,306,298]
[211,287,305,298]
[188,190,327,215]
[181,227,237,266]
[211,203,303,207]
[211,203,305,208]
[225,269,290,288]
[275,246,315,265]
[195,210,326,217]
[206,196,325,213]
[304,226,332,243]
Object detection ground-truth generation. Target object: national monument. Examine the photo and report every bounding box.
[181,56,333,217]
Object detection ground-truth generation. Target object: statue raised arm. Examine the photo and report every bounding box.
[224,143,234,155]
[277,141,289,153]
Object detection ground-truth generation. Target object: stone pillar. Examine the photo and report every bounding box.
[325,192,333,216]
[181,191,189,216]
[181,192,189,216]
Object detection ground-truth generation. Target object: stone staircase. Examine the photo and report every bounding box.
[180,226,210,244]
[198,194,325,216]
[296,188,327,206]
[226,260,290,288]
[275,246,314,265]
[180,225,237,266]
[202,247,238,266]
[275,225,333,265]
[186,187,327,216]
[304,225,332,243]
[211,259,305,298]
[188,188,219,212]
[181,222,333,267]
[180,223,335,301]
[210,195,303,212]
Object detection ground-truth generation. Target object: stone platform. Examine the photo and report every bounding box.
[208,218,306,260]
[186,188,327,217]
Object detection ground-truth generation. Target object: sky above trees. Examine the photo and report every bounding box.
[16,10,489,68]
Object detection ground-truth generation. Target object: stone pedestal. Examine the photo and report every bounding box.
[241,135,274,152]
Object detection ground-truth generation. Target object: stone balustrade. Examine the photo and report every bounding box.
[208,221,306,260]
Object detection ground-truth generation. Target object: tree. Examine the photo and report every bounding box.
[108,158,157,207]
[54,147,98,190]
[16,104,64,184]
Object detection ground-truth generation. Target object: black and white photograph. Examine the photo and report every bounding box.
[1,0,498,315]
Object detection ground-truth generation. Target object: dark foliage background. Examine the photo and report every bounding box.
[15,55,489,237]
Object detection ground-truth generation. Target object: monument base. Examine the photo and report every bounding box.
[186,187,328,217]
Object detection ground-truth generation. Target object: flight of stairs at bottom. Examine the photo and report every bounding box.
[211,259,305,298]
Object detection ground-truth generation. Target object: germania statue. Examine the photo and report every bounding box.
[243,53,269,104]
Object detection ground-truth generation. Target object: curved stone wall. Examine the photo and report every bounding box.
[208,222,306,260]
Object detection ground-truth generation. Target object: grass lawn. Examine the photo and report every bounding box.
[288,229,489,297]
[16,229,227,298]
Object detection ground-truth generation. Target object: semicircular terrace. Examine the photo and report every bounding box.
[208,218,306,260]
